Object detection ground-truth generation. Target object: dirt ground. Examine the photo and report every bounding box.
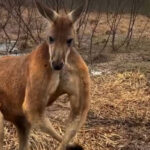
[3,62,150,150]
[2,48,150,150]
[1,13,150,150]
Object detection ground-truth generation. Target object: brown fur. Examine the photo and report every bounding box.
[0,1,90,150]
[0,42,90,150]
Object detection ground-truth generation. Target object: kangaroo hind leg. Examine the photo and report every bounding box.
[14,116,31,150]
[0,112,4,150]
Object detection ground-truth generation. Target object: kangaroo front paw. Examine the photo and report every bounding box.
[66,143,84,150]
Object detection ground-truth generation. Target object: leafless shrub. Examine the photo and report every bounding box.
[0,0,149,59]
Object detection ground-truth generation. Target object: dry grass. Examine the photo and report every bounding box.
[87,13,150,38]
[1,8,150,150]
[3,71,150,150]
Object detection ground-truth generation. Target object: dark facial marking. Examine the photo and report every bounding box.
[67,38,73,47]
[49,36,55,44]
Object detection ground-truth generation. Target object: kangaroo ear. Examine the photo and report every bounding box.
[35,0,58,22]
[68,5,84,23]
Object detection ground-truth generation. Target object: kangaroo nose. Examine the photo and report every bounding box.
[52,61,64,70]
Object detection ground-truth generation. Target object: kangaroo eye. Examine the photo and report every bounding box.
[67,38,73,46]
[49,36,55,43]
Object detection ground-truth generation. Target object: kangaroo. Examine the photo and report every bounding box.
[0,1,90,150]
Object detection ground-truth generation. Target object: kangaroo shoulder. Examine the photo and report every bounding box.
[69,48,89,74]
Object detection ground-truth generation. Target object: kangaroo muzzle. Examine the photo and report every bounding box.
[52,61,64,70]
